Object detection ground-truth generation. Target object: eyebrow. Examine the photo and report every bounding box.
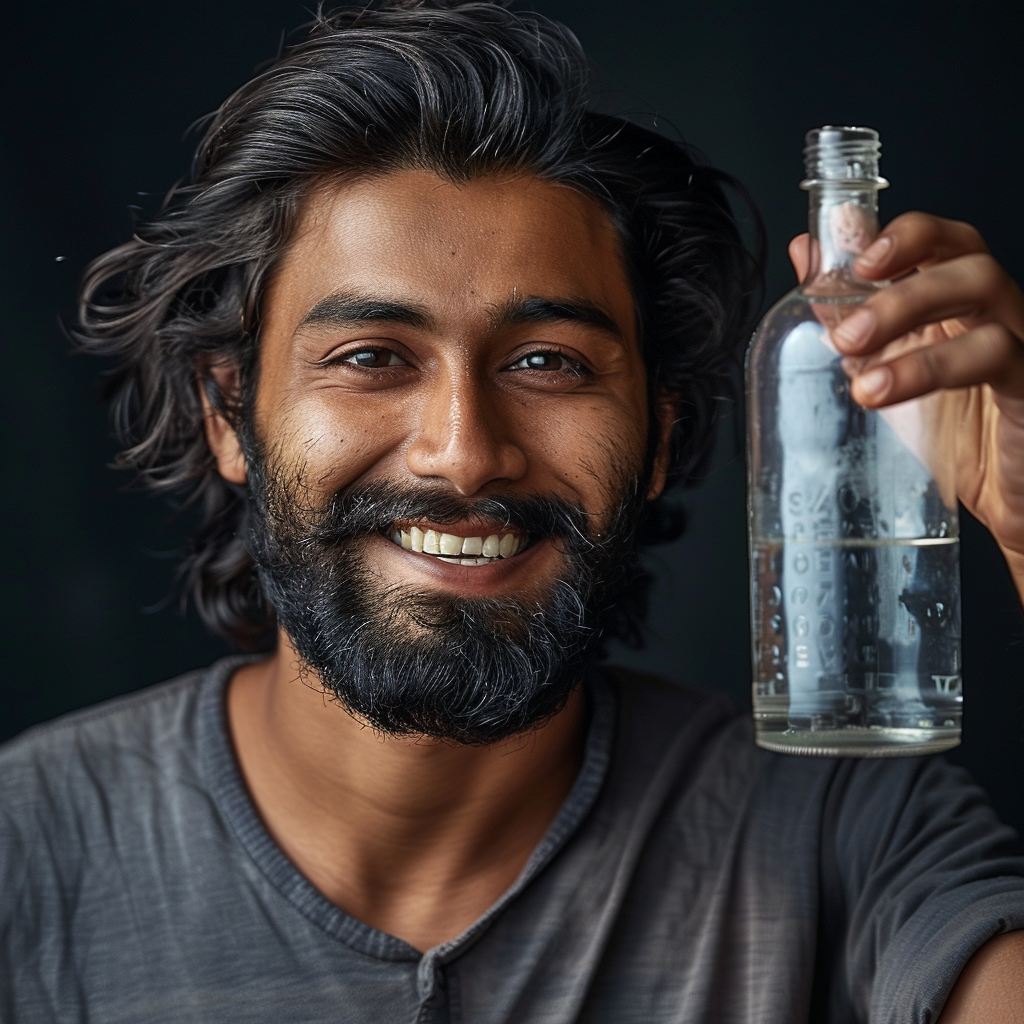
[490,295,624,341]
[297,293,434,332]
[295,291,624,340]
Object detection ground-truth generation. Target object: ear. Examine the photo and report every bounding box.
[646,390,678,501]
[198,361,248,485]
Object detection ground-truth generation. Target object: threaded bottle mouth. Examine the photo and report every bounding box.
[800,125,889,190]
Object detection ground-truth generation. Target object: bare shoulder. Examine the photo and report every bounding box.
[939,931,1024,1024]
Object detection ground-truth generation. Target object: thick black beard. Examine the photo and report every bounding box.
[243,446,649,745]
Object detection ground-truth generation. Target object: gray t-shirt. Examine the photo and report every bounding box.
[2,657,1022,1024]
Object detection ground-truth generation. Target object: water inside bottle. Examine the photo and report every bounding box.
[751,537,961,755]
[747,290,962,755]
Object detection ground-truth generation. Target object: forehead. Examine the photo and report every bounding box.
[265,169,634,332]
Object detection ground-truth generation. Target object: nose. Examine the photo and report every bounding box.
[405,368,527,495]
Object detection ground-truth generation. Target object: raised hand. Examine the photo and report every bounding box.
[789,214,1024,603]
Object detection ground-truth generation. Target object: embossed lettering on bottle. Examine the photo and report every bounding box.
[746,126,962,757]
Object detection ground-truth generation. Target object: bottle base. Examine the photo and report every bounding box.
[755,724,961,758]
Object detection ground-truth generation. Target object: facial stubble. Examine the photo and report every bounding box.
[243,437,650,745]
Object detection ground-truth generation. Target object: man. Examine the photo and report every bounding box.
[3,1,1024,1021]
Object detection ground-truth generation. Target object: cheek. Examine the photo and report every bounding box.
[507,392,649,504]
[268,391,409,498]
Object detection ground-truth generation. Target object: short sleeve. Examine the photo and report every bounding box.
[821,756,1024,1023]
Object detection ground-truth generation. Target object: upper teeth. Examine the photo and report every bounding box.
[390,527,523,560]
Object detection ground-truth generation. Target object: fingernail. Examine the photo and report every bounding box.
[856,365,891,400]
[833,308,876,349]
[856,235,892,268]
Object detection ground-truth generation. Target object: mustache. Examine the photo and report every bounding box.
[276,480,602,552]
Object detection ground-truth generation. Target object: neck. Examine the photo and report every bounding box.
[227,633,587,951]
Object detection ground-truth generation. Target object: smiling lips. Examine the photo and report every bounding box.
[389,526,527,566]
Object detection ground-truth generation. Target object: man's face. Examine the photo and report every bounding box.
[226,169,665,741]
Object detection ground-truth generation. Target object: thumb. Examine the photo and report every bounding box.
[789,233,811,281]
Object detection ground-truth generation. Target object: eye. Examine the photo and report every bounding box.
[508,351,587,374]
[342,347,408,369]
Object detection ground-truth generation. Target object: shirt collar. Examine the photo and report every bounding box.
[198,655,616,962]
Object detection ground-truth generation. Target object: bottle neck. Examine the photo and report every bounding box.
[803,185,881,296]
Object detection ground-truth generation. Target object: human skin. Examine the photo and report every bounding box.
[204,169,1024,1008]
[791,220,1024,1021]
[791,217,1024,606]
[204,169,672,952]
[829,201,875,255]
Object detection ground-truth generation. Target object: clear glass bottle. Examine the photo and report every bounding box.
[746,126,962,756]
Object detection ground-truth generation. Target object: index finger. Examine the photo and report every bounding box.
[853,211,989,282]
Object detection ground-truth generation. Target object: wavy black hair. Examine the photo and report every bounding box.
[76,0,764,650]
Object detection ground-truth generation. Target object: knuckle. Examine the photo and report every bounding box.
[951,219,988,253]
[980,321,1015,355]
[915,344,945,387]
[963,250,998,275]
[898,214,987,259]
[893,210,932,231]
[958,252,1007,297]
[878,270,928,313]
[861,291,901,331]
[931,216,986,252]
[925,211,955,246]
[887,210,935,246]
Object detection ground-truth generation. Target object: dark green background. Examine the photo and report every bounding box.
[2,2,1022,832]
